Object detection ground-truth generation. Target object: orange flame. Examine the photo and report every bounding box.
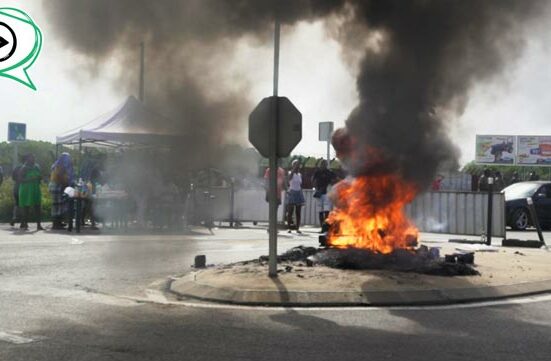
[327,174,419,254]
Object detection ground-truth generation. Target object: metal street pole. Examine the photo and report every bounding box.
[326,140,330,164]
[139,42,145,103]
[268,20,280,277]
[486,177,494,245]
[526,197,546,246]
[13,142,18,170]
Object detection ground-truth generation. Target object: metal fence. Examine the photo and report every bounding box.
[405,191,505,237]
[191,188,506,237]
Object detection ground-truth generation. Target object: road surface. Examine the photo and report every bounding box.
[0,224,549,360]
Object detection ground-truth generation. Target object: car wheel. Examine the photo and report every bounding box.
[511,208,530,230]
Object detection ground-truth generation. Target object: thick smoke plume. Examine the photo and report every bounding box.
[332,0,546,187]
[46,0,546,186]
[46,0,344,170]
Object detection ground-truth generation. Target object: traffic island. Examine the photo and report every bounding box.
[170,245,551,306]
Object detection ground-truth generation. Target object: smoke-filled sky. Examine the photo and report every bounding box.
[1,0,551,170]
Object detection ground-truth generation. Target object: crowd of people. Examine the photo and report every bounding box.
[4,150,549,232]
[6,152,95,231]
[264,159,338,233]
[6,153,45,230]
[477,169,541,192]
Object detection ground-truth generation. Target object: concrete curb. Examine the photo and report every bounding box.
[170,272,551,307]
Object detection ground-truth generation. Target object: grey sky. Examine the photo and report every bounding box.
[1,1,550,166]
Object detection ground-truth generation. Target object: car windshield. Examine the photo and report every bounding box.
[503,183,540,201]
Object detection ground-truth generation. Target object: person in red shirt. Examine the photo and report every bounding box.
[431,174,444,191]
[264,166,286,204]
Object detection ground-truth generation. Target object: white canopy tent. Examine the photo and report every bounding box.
[56,95,184,148]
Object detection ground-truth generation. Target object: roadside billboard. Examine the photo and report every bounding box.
[475,135,515,164]
[517,136,551,165]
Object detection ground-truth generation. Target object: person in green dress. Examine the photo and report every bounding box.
[19,154,44,231]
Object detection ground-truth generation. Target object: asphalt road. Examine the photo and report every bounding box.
[0,224,550,361]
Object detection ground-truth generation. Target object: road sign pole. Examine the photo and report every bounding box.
[326,140,330,164]
[13,142,18,170]
[268,20,280,278]
[486,177,494,246]
[139,42,145,103]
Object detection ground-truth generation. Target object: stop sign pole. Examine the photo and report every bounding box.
[268,20,280,277]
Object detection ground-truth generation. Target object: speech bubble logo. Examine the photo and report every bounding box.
[0,7,42,91]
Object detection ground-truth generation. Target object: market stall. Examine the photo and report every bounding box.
[56,96,186,232]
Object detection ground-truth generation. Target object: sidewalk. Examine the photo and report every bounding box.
[171,242,551,306]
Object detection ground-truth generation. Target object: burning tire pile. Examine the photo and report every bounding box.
[258,245,479,277]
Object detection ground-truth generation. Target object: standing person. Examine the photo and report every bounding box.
[286,159,305,233]
[431,174,445,191]
[529,171,539,181]
[478,169,491,192]
[49,153,74,230]
[263,162,287,227]
[10,162,23,227]
[509,171,520,185]
[19,154,43,231]
[312,160,337,232]
[494,171,506,191]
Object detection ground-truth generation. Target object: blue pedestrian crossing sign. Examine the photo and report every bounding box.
[8,122,26,141]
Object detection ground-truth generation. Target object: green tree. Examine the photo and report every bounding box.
[462,160,551,181]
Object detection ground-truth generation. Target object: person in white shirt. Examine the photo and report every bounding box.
[286,159,305,233]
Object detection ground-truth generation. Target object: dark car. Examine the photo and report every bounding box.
[504,181,551,230]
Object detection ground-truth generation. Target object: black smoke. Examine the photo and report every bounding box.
[335,0,546,187]
[45,0,547,185]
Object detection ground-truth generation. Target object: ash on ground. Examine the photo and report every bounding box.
[257,245,479,277]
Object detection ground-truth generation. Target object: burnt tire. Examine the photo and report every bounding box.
[511,208,530,231]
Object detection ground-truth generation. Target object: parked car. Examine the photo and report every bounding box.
[503,181,551,230]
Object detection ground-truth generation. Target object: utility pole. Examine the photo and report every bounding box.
[139,42,145,102]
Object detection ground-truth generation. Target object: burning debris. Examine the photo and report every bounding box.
[258,245,479,277]
[326,171,419,252]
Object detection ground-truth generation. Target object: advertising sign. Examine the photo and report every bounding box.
[475,135,515,164]
[517,136,551,165]
[8,122,26,141]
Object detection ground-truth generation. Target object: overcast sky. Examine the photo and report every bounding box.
[1,1,551,166]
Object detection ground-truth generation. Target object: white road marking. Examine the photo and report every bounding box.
[70,237,84,245]
[0,282,140,307]
[144,289,171,304]
[0,331,44,344]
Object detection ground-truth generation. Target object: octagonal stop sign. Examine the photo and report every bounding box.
[249,96,302,158]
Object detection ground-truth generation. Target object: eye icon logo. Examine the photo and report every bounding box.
[0,7,42,91]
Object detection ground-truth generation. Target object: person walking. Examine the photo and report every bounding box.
[10,162,23,227]
[312,159,337,232]
[286,159,305,234]
[19,154,43,231]
[49,152,74,230]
